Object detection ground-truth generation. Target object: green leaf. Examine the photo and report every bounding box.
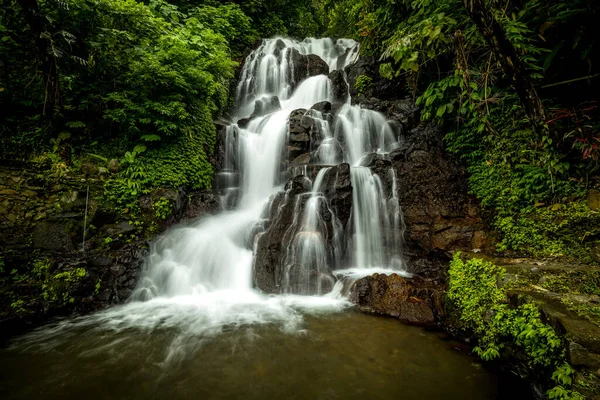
[141,134,161,142]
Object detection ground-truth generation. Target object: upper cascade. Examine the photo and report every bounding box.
[235,38,359,118]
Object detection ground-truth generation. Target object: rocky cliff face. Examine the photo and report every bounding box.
[0,164,221,340]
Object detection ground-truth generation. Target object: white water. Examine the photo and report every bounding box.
[134,36,407,304]
[14,38,408,356]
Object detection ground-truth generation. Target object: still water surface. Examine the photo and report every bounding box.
[0,308,517,400]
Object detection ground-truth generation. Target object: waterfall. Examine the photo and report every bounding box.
[133,37,407,303]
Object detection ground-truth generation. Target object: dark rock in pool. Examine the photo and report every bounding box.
[349,273,444,326]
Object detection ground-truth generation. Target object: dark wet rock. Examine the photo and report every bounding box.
[349,273,444,326]
[116,289,132,301]
[90,257,112,267]
[91,208,118,228]
[253,193,297,294]
[588,190,600,211]
[320,163,353,229]
[182,190,220,221]
[288,109,323,160]
[254,171,342,294]
[110,264,127,276]
[97,289,112,302]
[389,124,489,260]
[251,95,281,118]
[311,101,332,114]
[288,109,312,135]
[32,220,77,251]
[237,118,250,128]
[569,342,600,368]
[213,122,239,171]
[289,49,329,87]
[289,153,312,168]
[108,159,120,174]
[328,70,349,104]
[358,98,420,132]
[284,175,312,194]
[404,250,451,283]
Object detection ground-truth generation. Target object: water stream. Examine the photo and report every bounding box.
[0,37,518,399]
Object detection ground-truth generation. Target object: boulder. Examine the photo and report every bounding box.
[250,95,281,118]
[289,49,329,87]
[587,190,600,211]
[328,70,349,104]
[311,101,332,114]
[349,273,444,326]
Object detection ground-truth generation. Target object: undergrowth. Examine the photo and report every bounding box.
[448,253,585,399]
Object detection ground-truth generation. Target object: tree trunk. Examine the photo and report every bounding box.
[463,0,546,125]
[16,0,60,115]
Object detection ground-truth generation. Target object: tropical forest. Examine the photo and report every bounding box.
[0,0,599,398]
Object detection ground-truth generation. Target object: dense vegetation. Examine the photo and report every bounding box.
[0,0,324,212]
[449,254,592,399]
[324,0,600,261]
[2,0,598,259]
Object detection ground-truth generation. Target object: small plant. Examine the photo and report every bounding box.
[354,75,373,96]
[548,102,600,163]
[94,279,102,295]
[153,197,172,220]
[32,259,87,306]
[10,299,27,315]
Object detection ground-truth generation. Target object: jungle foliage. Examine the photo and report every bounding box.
[0,0,324,211]
[324,0,600,259]
[449,254,587,399]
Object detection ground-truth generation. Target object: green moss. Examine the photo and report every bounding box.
[494,202,600,262]
[448,253,584,398]
[34,259,86,306]
[354,75,373,96]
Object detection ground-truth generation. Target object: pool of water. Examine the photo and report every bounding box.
[0,297,517,400]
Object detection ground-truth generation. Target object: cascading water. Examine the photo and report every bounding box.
[134,36,409,303]
[10,37,411,363]
[0,38,510,400]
